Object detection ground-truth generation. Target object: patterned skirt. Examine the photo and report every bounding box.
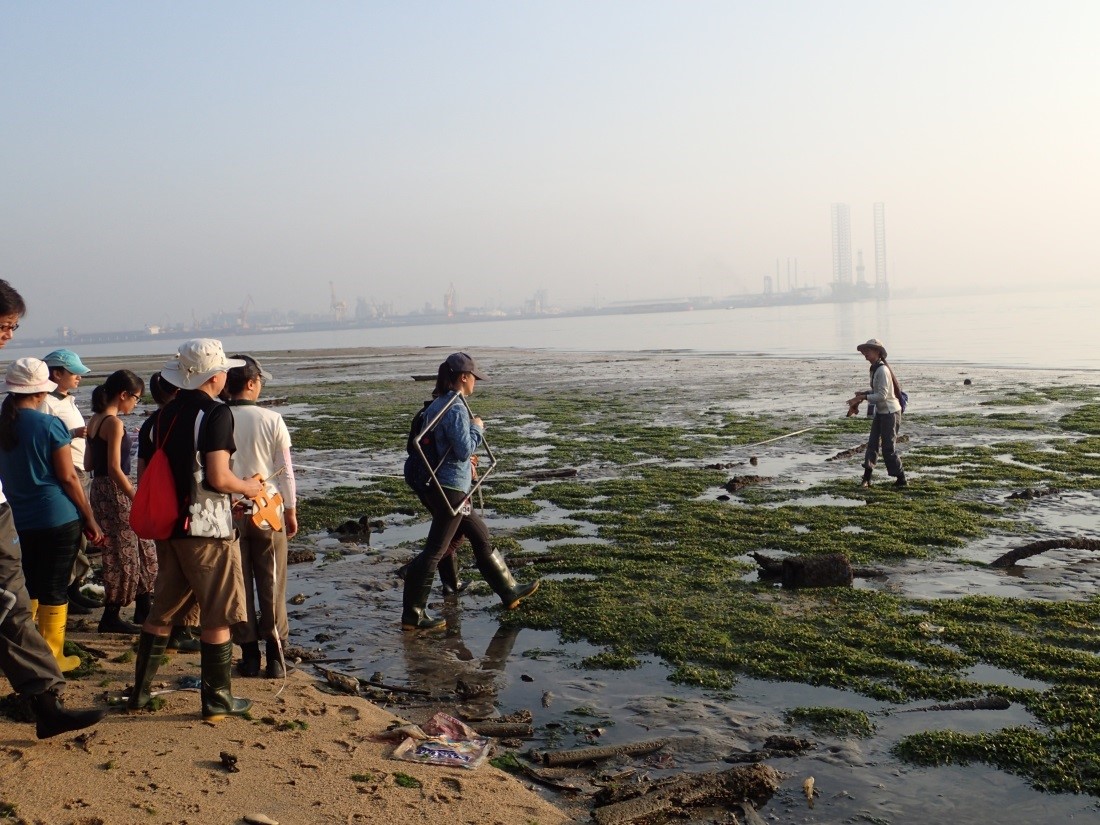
[90,476,158,604]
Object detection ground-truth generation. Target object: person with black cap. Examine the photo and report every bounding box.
[848,338,907,488]
[400,352,539,630]
[223,354,297,679]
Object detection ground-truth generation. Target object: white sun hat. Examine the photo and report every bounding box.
[161,338,246,390]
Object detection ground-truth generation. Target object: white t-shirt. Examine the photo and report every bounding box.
[227,403,296,516]
[41,391,87,469]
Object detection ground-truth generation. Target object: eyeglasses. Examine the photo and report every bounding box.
[0,323,18,333]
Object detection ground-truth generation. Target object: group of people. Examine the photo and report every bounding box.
[0,277,303,732]
[0,270,904,739]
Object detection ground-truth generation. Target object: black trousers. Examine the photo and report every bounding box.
[19,519,82,605]
[412,486,491,577]
[0,504,65,694]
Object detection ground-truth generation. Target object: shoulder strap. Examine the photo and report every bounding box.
[154,410,180,450]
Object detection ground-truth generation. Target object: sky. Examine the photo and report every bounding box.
[2,1,1098,336]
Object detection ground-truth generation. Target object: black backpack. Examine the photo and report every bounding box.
[403,400,436,492]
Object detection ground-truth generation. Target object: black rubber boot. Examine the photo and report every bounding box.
[400,558,446,631]
[237,641,261,677]
[33,688,107,739]
[128,632,169,710]
[98,604,141,634]
[478,550,540,610]
[861,467,873,488]
[201,641,252,720]
[265,639,286,678]
[66,597,92,615]
[132,592,152,626]
[439,552,469,595]
[67,580,103,609]
[894,471,908,488]
[166,626,201,652]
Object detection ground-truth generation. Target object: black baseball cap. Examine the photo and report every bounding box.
[445,352,488,380]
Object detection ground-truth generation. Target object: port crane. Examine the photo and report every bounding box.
[329,281,348,322]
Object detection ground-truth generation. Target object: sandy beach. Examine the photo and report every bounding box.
[0,629,572,825]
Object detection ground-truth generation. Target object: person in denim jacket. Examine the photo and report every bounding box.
[399,352,539,630]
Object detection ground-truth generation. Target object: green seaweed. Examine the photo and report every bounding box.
[786,706,876,737]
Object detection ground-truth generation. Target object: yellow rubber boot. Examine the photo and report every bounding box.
[36,604,82,673]
[29,599,38,621]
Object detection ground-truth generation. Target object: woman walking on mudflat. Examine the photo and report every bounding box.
[85,370,157,634]
[848,338,907,488]
[400,352,539,631]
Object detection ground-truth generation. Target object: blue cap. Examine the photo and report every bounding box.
[42,348,91,375]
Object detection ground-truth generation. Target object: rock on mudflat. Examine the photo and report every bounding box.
[243,815,279,825]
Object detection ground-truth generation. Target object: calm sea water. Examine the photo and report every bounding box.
[10,286,1099,372]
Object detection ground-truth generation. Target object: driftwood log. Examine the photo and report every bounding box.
[989,537,1100,568]
[591,762,781,825]
[469,721,534,738]
[541,738,668,767]
[724,735,814,763]
[725,475,771,492]
[523,468,579,480]
[901,695,1010,713]
[751,552,854,588]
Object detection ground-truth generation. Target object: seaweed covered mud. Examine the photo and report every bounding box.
[229,346,1099,823]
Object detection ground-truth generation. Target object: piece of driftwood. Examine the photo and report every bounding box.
[591,763,781,825]
[523,468,579,480]
[1007,487,1061,500]
[359,676,431,697]
[469,721,534,738]
[313,665,360,695]
[725,475,771,492]
[902,695,1011,713]
[541,738,668,767]
[724,735,814,764]
[751,552,854,588]
[990,537,1100,568]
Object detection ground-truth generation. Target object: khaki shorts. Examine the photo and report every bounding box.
[147,534,247,629]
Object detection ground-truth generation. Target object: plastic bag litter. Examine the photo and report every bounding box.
[390,712,490,770]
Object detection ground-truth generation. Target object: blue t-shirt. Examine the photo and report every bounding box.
[0,409,79,531]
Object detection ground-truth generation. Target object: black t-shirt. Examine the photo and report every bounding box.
[138,390,236,537]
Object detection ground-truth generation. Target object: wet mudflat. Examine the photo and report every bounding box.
[220,346,1100,824]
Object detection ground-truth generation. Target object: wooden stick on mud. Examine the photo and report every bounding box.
[591,763,781,825]
[989,537,1100,568]
[469,721,534,738]
[541,738,668,767]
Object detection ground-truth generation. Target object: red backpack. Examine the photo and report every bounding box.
[130,412,181,540]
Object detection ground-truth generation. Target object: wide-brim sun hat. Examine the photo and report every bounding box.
[856,338,888,359]
[4,357,58,394]
[161,338,246,390]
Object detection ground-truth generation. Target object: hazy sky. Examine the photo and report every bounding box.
[3,1,1098,335]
